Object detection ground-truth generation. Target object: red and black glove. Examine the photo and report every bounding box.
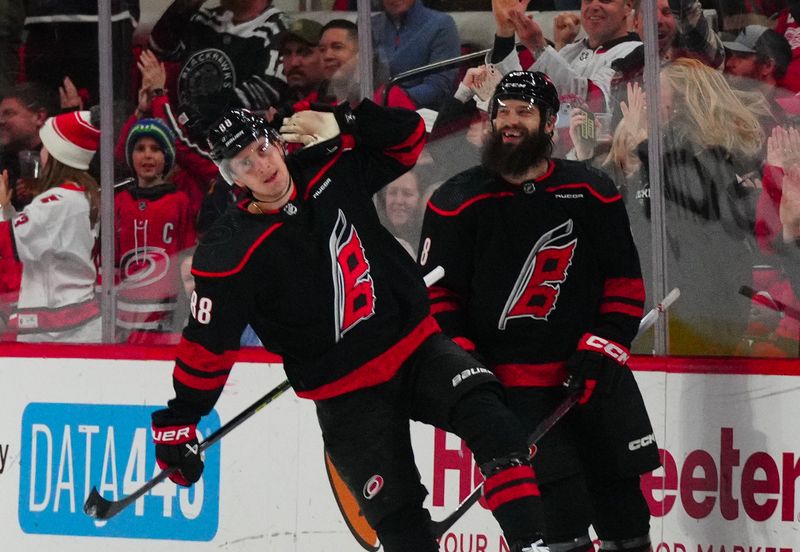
[151,409,204,487]
[564,333,630,405]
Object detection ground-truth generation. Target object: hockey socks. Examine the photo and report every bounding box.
[450,387,546,543]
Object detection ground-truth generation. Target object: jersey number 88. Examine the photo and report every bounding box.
[190,291,213,325]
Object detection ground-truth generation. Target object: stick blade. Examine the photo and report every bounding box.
[83,486,115,520]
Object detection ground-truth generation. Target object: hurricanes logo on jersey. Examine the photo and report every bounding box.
[119,247,171,289]
[329,209,376,341]
[498,220,576,329]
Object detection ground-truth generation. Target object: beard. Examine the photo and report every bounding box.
[481,126,553,178]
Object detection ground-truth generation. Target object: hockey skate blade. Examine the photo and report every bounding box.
[83,486,114,519]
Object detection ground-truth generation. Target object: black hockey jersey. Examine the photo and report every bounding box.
[149,3,288,115]
[168,101,428,421]
[419,160,644,388]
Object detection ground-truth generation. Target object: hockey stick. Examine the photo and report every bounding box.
[429,287,681,538]
[430,389,581,538]
[83,379,292,520]
[739,285,800,322]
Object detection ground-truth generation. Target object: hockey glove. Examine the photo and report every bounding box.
[564,333,630,405]
[151,409,204,487]
[280,102,356,147]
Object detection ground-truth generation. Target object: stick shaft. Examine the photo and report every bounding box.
[84,379,292,519]
[85,266,446,521]
[431,288,681,537]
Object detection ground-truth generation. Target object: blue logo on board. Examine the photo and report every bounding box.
[19,403,220,540]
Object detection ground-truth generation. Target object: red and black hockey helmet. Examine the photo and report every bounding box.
[206,108,284,184]
[489,71,560,121]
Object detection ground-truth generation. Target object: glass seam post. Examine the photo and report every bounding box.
[98,0,116,343]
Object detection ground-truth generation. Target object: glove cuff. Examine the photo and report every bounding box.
[152,408,198,445]
[331,103,356,136]
[301,101,356,136]
[152,422,197,445]
[576,333,630,366]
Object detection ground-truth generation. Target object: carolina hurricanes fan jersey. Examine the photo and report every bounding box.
[115,182,197,334]
[419,160,645,388]
[0,183,99,341]
[167,101,427,421]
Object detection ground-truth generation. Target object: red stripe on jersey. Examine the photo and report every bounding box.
[430,300,458,314]
[585,80,607,113]
[340,134,355,150]
[493,362,566,387]
[452,336,476,351]
[296,316,440,400]
[304,148,346,200]
[174,366,230,391]
[603,277,645,302]
[384,119,426,166]
[535,160,555,181]
[485,483,541,511]
[60,182,86,192]
[428,286,459,301]
[191,223,283,278]
[176,337,237,374]
[484,465,535,495]
[9,298,100,333]
[545,183,621,203]
[599,301,644,317]
[427,192,515,217]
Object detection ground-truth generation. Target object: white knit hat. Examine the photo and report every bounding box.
[39,111,100,170]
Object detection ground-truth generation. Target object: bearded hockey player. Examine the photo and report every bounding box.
[418,71,661,552]
[149,100,550,551]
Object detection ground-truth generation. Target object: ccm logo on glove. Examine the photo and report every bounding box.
[578,334,630,365]
[628,433,656,451]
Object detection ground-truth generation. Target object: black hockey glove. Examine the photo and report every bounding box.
[151,409,204,487]
[564,333,630,405]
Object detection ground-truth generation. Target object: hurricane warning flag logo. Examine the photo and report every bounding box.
[499,220,576,329]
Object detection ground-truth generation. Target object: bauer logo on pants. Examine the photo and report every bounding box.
[18,403,220,540]
[451,367,493,387]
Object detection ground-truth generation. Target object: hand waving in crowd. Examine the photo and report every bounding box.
[136,49,168,116]
[59,76,83,111]
[553,12,580,50]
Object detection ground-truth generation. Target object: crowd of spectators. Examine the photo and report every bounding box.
[0,0,797,357]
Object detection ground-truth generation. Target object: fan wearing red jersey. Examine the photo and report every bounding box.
[418,71,660,552]
[115,118,197,344]
[150,100,550,552]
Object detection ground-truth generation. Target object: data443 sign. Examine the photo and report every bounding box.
[18,403,220,540]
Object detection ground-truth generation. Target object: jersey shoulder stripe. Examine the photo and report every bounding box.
[545,159,622,203]
[428,166,512,216]
[191,211,282,278]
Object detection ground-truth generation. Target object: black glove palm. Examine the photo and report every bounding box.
[151,409,204,487]
[564,336,628,406]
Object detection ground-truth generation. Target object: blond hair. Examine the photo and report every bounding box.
[661,57,765,158]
